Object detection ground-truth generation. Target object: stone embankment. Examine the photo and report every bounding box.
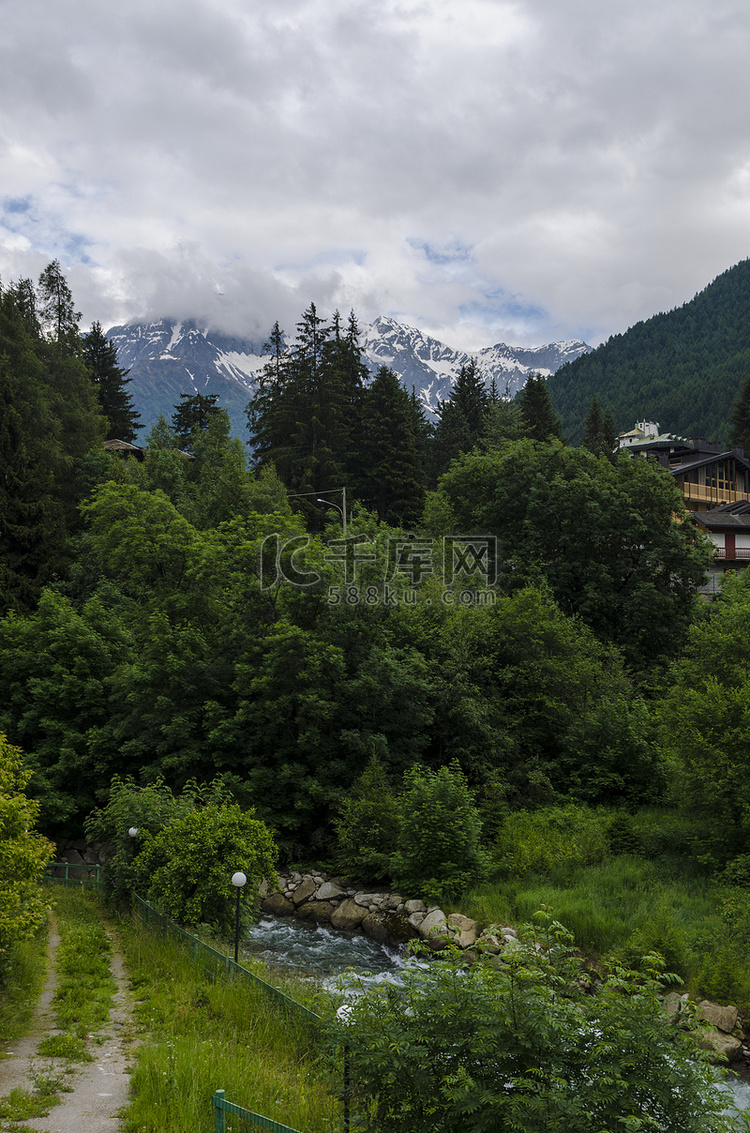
[260,868,518,957]
[263,869,749,1065]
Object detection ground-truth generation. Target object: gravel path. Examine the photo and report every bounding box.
[0,919,135,1133]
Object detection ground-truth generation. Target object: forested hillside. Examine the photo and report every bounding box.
[548,258,750,443]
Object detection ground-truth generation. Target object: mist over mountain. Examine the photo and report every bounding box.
[106,316,591,439]
[548,258,750,444]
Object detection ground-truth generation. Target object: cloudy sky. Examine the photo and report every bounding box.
[1,0,750,350]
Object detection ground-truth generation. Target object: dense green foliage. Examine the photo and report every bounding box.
[86,778,277,932]
[0,733,54,977]
[131,802,277,933]
[657,570,750,842]
[549,257,750,443]
[425,440,712,671]
[338,913,741,1133]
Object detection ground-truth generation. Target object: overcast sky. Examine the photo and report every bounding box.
[1,0,750,350]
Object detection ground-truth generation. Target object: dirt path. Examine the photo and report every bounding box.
[0,919,135,1133]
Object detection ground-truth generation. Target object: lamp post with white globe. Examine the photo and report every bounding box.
[231,872,247,964]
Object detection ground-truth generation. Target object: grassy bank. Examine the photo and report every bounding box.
[459,805,750,1012]
[118,913,342,1133]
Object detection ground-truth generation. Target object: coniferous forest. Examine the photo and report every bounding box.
[6,264,750,1023]
[550,257,750,444]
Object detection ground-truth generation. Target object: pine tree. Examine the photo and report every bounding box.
[246,304,368,524]
[36,260,81,351]
[357,366,425,525]
[171,393,222,450]
[581,394,608,455]
[82,322,141,443]
[430,359,489,479]
[517,373,564,442]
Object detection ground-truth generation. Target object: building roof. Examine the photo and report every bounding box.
[693,502,750,531]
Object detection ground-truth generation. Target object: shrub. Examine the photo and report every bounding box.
[131,802,278,934]
[391,761,486,904]
[335,912,738,1133]
[0,733,54,979]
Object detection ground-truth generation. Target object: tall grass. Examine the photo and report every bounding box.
[119,917,341,1133]
[52,888,116,1036]
[0,929,48,1051]
[461,805,750,1012]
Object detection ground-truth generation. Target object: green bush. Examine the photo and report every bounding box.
[493,804,610,878]
[391,761,486,904]
[0,733,54,978]
[131,802,278,934]
[336,912,739,1133]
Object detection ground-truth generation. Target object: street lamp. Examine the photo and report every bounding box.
[316,487,347,536]
[287,486,348,535]
[128,827,138,838]
[231,871,247,964]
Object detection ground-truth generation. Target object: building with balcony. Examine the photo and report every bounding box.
[617,424,750,513]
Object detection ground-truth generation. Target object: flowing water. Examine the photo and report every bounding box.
[242,913,409,996]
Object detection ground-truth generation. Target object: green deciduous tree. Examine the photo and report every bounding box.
[84,777,194,905]
[332,754,400,886]
[336,914,738,1133]
[0,733,55,976]
[131,800,278,933]
[425,441,712,672]
[657,570,750,841]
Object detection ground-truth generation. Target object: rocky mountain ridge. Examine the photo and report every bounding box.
[106,315,591,438]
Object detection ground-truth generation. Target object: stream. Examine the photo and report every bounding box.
[242,914,750,1116]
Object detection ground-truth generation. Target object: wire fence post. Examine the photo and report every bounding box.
[213,1089,226,1133]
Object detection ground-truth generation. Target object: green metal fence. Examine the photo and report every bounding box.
[212,1089,305,1133]
[44,861,102,888]
[131,893,321,1025]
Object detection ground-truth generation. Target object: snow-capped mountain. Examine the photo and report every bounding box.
[362,315,590,414]
[107,316,591,438]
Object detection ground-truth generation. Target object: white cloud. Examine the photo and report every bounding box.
[2,0,750,349]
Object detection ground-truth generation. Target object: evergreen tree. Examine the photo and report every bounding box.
[602,407,617,453]
[431,359,489,479]
[171,393,222,450]
[517,373,564,442]
[729,371,750,454]
[82,322,141,443]
[357,366,425,525]
[0,276,104,613]
[481,397,523,451]
[246,303,368,524]
[581,394,615,457]
[36,260,81,351]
